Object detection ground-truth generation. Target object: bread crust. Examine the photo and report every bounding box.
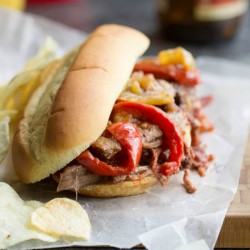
[77,176,158,197]
[53,175,158,197]
[12,25,150,184]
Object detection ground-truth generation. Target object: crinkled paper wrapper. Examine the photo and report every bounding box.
[1,7,250,250]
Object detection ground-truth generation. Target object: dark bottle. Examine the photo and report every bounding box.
[155,0,248,42]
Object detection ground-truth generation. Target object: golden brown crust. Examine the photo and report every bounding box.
[53,175,158,197]
[77,176,158,197]
[45,68,113,150]
[13,25,150,184]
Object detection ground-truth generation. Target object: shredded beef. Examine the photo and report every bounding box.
[113,166,153,183]
[183,169,197,193]
[90,136,122,160]
[180,146,194,170]
[192,145,214,176]
[137,122,163,149]
[173,83,214,177]
[151,148,169,186]
[57,165,102,192]
[173,84,214,146]
[139,149,153,166]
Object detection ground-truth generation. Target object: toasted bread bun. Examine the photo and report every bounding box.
[52,174,158,197]
[12,24,150,184]
[77,176,158,197]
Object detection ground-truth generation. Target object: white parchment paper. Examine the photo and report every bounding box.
[1,8,250,250]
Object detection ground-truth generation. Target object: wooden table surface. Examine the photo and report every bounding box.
[25,1,250,249]
[215,133,250,248]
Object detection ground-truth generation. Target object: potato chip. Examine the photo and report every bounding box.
[0,117,10,163]
[0,38,58,163]
[0,38,57,111]
[0,183,92,249]
[0,182,57,249]
[31,198,91,241]
[24,37,57,71]
[0,110,17,120]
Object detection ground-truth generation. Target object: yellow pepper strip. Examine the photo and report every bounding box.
[158,47,196,70]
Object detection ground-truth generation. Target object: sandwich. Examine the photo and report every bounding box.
[12,24,213,197]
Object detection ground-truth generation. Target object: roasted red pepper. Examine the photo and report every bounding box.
[111,102,184,175]
[133,60,200,87]
[77,121,142,176]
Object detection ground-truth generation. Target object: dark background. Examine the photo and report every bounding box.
[26,0,250,61]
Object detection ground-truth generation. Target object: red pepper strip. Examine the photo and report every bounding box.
[111,102,184,175]
[160,162,179,176]
[77,121,142,176]
[133,60,200,87]
[151,149,179,180]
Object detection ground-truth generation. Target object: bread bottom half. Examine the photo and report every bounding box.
[53,175,158,197]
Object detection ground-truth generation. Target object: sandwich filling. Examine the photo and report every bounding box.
[55,48,214,193]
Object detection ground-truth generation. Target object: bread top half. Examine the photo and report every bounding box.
[12,24,150,183]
